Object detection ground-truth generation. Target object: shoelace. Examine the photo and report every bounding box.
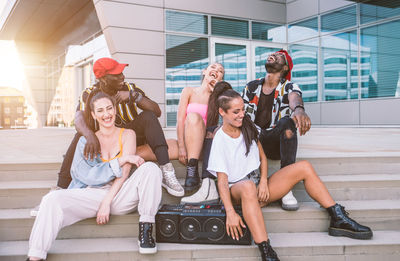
[187,165,197,177]
[164,171,182,189]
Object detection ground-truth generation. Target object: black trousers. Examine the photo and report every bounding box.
[259,116,298,169]
[57,111,168,188]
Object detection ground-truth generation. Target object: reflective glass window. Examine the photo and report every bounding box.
[211,17,249,39]
[215,43,247,93]
[166,11,208,34]
[321,30,358,100]
[288,17,318,43]
[289,39,319,102]
[321,5,356,33]
[360,20,400,98]
[360,2,400,24]
[252,22,286,42]
[165,35,209,126]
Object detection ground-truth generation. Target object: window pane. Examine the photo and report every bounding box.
[288,17,318,43]
[215,43,247,93]
[166,35,209,126]
[321,30,358,100]
[361,20,400,98]
[289,39,319,102]
[254,47,281,79]
[166,10,208,34]
[211,17,249,39]
[252,22,286,42]
[360,2,400,24]
[321,6,356,33]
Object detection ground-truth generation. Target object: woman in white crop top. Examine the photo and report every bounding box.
[207,85,372,261]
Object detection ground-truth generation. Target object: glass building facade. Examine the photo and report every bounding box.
[165,2,400,126]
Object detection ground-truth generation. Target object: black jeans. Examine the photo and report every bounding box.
[201,126,219,179]
[57,110,169,188]
[259,116,298,169]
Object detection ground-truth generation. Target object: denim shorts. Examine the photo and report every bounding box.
[228,170,260,188]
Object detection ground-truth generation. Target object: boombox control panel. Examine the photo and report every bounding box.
[155,204,251,245]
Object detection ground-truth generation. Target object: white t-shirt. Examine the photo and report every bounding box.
[207,128,260,183]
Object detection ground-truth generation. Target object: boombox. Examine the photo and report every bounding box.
[155,204,252,245]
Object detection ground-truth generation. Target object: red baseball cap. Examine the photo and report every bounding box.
[93,57,128,79]
[276,49,293,81]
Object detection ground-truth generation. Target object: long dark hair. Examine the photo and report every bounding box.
[206,81,232,128]
[212,82,259,156]
[84,89,116,131]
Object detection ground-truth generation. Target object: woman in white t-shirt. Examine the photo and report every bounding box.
[207,84,372,261]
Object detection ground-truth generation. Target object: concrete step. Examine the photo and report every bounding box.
[1,230,399,261]
[1,200,398,241]
[2,173,399,209]
[293,174,400,202]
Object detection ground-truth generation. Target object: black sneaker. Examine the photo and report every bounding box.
[138,222,157,254]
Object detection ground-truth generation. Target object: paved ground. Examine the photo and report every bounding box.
[0,126,399,164]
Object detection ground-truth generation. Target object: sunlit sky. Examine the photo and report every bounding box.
[0,0,24,91]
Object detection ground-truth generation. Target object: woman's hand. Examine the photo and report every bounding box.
[126,155,145,167]
[178,146,187,165]
[257,178,270,203]
[225,210,246,240]
[96,201,111,225]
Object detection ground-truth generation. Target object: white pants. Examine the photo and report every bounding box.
[28,162,162,260]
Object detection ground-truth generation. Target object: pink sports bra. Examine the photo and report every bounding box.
[186,103,208,125]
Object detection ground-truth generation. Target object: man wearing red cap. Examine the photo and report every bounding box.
[56,57,184,196]
[242,49,311,211]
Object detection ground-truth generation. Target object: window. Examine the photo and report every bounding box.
[290,39,319,102]
[211,17,249,39]
[4,118,10,125]
[360,2,400,25]
[166,11,208,34]
[321,5,357,33]
[252,22,286,42]
[165,35,209,126]
[17,107,23,114]
[288,17,318,43]
[4,107,10,114]
[360,20,400,98]
[321,30,358,100]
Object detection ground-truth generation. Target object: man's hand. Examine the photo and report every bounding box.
[96,201,111,225]
[84,132,101,160]
[291,108,311,136]
[115,91,130,103]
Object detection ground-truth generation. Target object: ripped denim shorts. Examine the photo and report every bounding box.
[228,170,260,188]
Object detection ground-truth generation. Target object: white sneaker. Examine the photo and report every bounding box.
[181,178,219,204]
[30,186,62,217]
[281,190,299,211]
[161,163,184,197]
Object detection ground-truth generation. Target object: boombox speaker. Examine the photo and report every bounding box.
[155,204,252,245]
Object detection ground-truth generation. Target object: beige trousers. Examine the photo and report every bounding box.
[28,162,162,259]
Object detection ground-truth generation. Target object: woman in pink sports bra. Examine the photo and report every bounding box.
[176,63,225,193]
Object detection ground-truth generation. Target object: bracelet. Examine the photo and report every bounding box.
[293,104,305,112]
[129,90,141,103]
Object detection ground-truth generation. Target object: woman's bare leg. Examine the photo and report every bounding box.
[231,180,268,243]
[266,160,335,208]
[136,139,179,161]
[184,113,206,159]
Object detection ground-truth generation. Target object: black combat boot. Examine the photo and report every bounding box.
[257,239,280,261]
[184,159,200,193]
[326,203,373,240]
[138,222,157,254]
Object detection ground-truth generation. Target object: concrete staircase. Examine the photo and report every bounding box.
[0,127,400,260]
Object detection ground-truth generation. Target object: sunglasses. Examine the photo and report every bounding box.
[275,52,288,66]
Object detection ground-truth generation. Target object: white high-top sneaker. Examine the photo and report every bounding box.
[161,163,184,197]
[281,190,299,211]
[181,178,219,204]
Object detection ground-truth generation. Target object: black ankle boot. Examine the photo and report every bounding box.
[326,203,373,240]
[257,239,280,261]
[184,164,200,192]
[138,222,157,254]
